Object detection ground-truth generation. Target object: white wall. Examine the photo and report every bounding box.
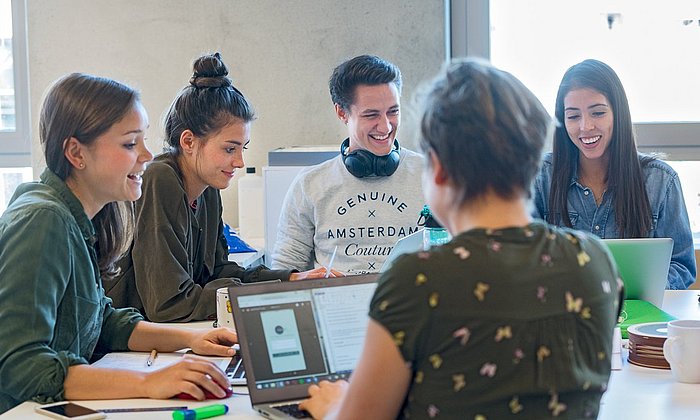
[27,0,445,225]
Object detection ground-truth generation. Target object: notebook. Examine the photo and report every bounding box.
[602,238,673,307]
[617,299,676,339]
[229,273,380,419]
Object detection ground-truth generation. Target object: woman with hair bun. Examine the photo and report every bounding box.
[106,53,334,323]
[0,73,238,413]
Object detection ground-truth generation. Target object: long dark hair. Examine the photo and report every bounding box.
[163,52,255,155]
[548,59,653,238]
[40,73,139,280]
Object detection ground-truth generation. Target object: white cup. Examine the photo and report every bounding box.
[216,287,235,330]
[663,319,700,383]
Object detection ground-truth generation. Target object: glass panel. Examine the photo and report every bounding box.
[0,166,31,214]
[0,0,15,132]
[666,161,700,246]
[490,0,700,123]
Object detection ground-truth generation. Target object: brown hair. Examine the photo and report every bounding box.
[164,52,255,154]
[40,72,139,280]
[329,54,402,111]
[548,59,653,238]
[420,58,551,206]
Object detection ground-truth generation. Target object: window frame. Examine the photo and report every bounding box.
[0,0,31,167]
[449,0,700,161]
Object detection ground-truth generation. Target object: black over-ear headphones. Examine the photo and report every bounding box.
[340,138,401,178]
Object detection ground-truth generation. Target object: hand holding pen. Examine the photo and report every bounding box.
[289,245,344,280]
[325,245,338,278]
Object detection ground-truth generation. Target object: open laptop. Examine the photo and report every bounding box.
[380,229,424,272]
[602,238,673,307]
[225,348,246,385]
[229,273,380,419]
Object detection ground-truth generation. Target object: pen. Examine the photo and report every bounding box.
[146,349,158,367]
[172,403,228,420]
[325,245,338,278]
[100,406,188,413]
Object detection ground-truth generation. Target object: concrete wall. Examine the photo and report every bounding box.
[27,0,445,226]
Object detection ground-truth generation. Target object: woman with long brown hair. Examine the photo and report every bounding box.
[533,59,695,290]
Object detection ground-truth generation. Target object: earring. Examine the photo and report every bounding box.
[79,163,85,169]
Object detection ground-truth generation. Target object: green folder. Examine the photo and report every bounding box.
[618,299,676,339]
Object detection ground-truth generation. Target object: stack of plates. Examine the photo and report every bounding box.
[627,322,670,369]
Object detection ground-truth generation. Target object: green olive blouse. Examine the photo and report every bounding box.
[369,222,622,419]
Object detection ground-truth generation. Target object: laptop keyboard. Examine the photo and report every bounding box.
[225,353,246,385]
[273,403,311,418]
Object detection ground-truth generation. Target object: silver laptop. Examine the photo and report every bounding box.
[229,274,380,419]
[224,349,246,385]
[380,229,424,272]
[602,238,673,307]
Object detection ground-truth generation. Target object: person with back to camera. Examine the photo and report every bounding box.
[104,53,334,323]
[272,55,426,275]
[298,58,623,419]
[532,59,696,290]
[0,73,239,413]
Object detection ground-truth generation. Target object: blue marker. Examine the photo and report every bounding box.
[172,404,228,420]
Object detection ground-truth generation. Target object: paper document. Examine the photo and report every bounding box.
[611,327,623,371]
[92,351,230,372]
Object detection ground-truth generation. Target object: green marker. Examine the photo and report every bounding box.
[172,403,228,420]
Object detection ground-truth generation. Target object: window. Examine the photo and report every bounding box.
[451,0,700,159]
[667,161,700,245]
[0,0,31,214]
[0,0,31,167]
[0,166,30,213]
[450,0,700,242]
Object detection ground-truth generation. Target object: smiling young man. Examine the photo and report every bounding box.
[272,55,426,274]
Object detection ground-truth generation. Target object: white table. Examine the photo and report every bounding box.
[5,291,700,419]
[598,290,700,419]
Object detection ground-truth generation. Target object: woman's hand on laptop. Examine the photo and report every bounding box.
[188,327,238,357]
[290,267,345,281]
[300,380,348,419]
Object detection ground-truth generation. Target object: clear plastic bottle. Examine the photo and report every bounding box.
[237,167,264,239]
[423,226,451,250]
[418,205,451,250]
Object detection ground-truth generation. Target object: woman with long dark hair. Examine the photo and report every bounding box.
[533,59,695,290]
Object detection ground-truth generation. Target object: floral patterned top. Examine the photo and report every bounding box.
[369,221,622,419]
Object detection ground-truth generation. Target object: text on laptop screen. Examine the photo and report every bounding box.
[236,282,378,390]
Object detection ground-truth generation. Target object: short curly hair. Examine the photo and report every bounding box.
[420,58,552,206]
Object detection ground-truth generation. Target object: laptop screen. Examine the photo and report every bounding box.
[602,238,673,307]
[230,274,379,403]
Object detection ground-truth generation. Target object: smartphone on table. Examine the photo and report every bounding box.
[35,402,106,420]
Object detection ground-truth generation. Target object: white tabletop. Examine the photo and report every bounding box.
[598,290,700,419]
[4,291,700,419]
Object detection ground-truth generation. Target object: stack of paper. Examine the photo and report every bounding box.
[92,351,230,372]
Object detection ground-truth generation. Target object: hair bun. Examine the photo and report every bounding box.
[189,52,233,88]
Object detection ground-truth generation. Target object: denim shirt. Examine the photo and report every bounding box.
[533,153,696,290]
